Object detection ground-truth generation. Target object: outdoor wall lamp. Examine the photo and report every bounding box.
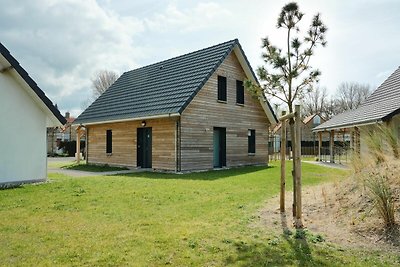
[141,120,146,127]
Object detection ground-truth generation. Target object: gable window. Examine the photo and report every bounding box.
[217,75,227,102]
[248,129,255,154]
[313,115,321,125]
[236,80,244,105]
[106,129,112,154]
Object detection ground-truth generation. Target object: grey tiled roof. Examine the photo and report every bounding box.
[75,39,252,124]
[314,66,400,131]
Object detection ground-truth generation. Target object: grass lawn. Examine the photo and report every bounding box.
[0,162,398,266]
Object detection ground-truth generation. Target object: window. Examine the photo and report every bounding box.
[236,80,244,105]
[248,129,255,154]
[313,115,321,125]
[106,129,112,154]
[217,75,227,101]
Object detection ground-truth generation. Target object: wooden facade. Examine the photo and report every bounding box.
[180,52,270,170]
[85,50,272,171]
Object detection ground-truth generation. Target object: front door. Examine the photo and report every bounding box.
[137,127,152,168]
[213,127,226,168]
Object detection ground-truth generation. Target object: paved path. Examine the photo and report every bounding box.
[302,160,350,169]
[47,157,146,177]
[48,168,143,177]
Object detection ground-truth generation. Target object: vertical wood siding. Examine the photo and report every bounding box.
[87,118,176,170]
[180,52,270,170]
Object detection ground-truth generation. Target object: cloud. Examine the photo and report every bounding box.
[0,0,145,116]
[144,2,232,33]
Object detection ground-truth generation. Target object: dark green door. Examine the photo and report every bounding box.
[213,127,226,168]
[137,127,152,168]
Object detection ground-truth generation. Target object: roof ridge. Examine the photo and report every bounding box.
[125,39,238,74]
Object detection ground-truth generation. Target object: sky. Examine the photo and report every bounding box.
[1,0,400,117]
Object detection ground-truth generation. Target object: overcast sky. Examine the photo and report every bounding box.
[1,0,400,117]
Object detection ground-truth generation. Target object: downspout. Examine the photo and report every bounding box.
[175,117,182,172]
[85,126,89,164]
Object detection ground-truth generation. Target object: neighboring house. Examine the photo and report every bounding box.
[47,111,77,155]
[0,43,66,185]
[314,66,400,161]
[270,113,328,155]
[74,39,277,171]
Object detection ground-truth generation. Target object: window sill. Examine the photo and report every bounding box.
[236,103,244,107]
[217,100,227,104]
[106,153,112,156]
[248,153,255,156]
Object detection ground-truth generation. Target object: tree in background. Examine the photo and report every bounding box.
[301,82,373,119]
[81,70,119,110]
[91,70,119,99]
[301,86,328,117]
[334,82,372,112]
[246,2,327,228]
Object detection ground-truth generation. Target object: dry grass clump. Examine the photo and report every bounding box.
[353,125,399,231]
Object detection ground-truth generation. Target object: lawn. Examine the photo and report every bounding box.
[0,162,397,266]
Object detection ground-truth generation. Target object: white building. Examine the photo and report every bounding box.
[0,43,66,185]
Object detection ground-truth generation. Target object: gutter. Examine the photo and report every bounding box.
[73,113,181,126]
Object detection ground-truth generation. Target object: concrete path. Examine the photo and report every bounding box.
[302,160,350,169]
[48,168,143,177]
[47,157,146,177]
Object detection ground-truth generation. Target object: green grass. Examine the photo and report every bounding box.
[62,162,129,172]
[0,163,398,266]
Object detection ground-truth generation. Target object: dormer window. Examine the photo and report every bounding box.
[217,75,227,102]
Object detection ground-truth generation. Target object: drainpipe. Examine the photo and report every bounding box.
[175,117,182,172]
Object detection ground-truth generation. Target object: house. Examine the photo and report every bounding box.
[270,113,328,156]
[47,111,79,156]
[74,39,277,171]
[313,66,400,162]
[0,43,66,185]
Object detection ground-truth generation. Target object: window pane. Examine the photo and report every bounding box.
[106,129,112,153]
[236,80,244,104]
[218,76,227,101]
[248,129,255,153]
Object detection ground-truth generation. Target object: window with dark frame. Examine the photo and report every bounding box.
[248,129,255,154]
[217,75,227,101]
[106,129,112,154]
[236,80,244,105]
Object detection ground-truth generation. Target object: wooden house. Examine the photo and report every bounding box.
[0,43,66,185]
[314,66,400,162]
[74,39,277,171]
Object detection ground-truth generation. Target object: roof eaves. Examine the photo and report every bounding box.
[0,42,66,125]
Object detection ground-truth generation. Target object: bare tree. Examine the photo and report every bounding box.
[335,82,372,112]
[301,86,328,117]
[91,70,119,99]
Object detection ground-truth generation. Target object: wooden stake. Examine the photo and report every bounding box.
[318,131,322,161]
[294,105,303,228]
[76,129,81,164]
[280,111,287,212]
[330,130,334,163]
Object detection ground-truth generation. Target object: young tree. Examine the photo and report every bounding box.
[246,2,327,228]
[91,70,119,99]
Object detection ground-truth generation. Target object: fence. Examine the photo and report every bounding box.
[268,138,350,163]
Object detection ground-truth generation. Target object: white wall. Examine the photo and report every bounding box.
[0,71,47,183]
